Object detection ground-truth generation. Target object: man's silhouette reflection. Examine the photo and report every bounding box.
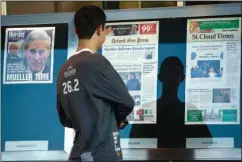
[130,56,211,148]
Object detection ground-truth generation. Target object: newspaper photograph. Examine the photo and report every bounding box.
[185,17,241,124]
[3,27,55,84]
[103,21,159,124]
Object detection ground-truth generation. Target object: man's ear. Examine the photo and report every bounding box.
[47,49,51,56]
[96,25,103,36]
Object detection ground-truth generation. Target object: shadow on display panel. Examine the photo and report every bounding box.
[104,15,242,150]
[1,23,68,151]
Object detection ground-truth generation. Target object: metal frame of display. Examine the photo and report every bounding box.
[2,3,241,59]
[102,1,120,10]
[1,2,242,161]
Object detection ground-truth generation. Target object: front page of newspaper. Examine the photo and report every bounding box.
[3,27,55,84]
[102,21,159,124]
[185,17,241,124]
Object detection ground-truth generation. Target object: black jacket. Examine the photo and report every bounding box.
[56,51,134,161]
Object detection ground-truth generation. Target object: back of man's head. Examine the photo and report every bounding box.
[74,5,106,39]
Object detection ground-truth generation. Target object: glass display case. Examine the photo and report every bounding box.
[1,2,241,161]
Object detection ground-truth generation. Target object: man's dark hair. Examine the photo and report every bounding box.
[74,5,106,39]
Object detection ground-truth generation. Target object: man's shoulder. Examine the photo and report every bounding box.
[88,53,107,62]
[58,53,109,76]
[87,54,114,70]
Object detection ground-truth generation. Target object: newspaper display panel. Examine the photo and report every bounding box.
[3,27,55,84]
[185,17,241,124]
[102,21,159,124]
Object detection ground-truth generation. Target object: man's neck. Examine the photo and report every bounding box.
[77,39,98,53]
[161,83,179,100]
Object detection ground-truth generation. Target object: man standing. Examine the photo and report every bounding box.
[56,5,134,161]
